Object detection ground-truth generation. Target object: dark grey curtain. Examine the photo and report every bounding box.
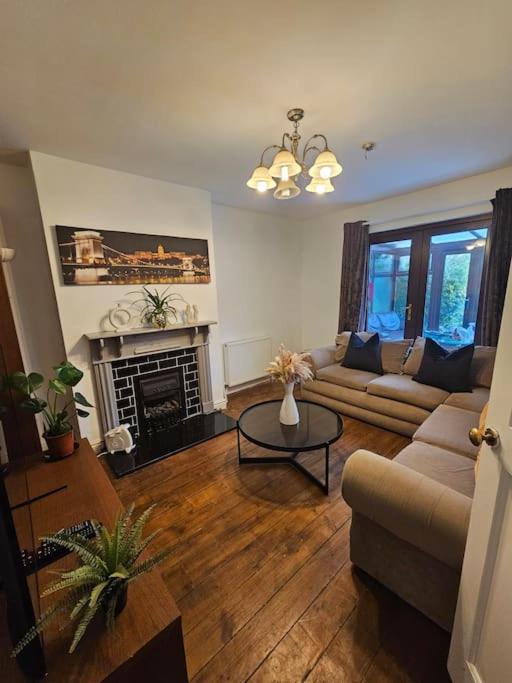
[476,188,512,346]
[338,221,369,333]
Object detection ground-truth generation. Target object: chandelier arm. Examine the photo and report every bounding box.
[303,134,329,153]
[281,132,294,150]
[301,144,322,165]
[258,144,283,167]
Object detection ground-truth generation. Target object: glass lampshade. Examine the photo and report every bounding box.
[308,150,342,179]
[273,178,301,200]
[246,166,276,192]
[268,149,302,179]
[305,177,334,194]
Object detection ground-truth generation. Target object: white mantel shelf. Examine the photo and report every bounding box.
[85,321,217,363]
[85,320,217,342]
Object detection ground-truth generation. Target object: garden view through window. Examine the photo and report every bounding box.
[367,219,489,346]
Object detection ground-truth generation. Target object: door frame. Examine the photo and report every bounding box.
[368,213,492,339]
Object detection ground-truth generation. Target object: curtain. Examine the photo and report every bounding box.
[476,188,512,346]
[338,221,369,333]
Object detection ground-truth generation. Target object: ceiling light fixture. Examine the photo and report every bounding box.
[247,109,342,200]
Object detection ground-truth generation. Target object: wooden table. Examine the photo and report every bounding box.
[16,439,188,682]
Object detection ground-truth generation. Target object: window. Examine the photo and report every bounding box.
[366,216,490,345]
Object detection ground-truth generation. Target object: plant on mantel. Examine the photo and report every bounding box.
[3,361,93,458]
[131,286,186,329]
[12,504,171,655]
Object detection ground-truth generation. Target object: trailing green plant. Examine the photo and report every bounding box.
[3,362,93,437]
[131,286,186,328]
[12,504,170,655]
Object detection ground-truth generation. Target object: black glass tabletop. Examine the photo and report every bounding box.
[238,400,343,452]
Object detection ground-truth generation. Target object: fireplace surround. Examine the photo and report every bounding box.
[86,321,236,476]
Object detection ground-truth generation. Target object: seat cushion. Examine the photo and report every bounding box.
[316,364,380,392]
[395,441,475,498]
[367,373,449,411]
[302,379,430,425]
[413,404,480,459]
[445,386,490,413]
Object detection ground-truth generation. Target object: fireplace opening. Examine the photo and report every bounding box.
[134,369,186,436]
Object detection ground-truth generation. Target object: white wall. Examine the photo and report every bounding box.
[212,204,301,368]
[0,161,65,382]
[300,165,512,350]
[30,152,225,446]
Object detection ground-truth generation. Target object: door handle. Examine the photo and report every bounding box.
[405,304,413,321]
[469,426,500,448]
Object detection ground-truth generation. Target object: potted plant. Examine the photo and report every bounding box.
[266,344,313,425]
[12,504,170,655]
[4,361,93,458]
[131,286,186,329]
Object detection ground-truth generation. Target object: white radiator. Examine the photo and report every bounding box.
[223,336,272,387]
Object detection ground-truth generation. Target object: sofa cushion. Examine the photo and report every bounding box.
[381,339,414,374]
[413,338,474,393]
[367,373,449,411]
[402,337,425,375]
[395,441,475,498]
[334,331,372,362]
[316,364,379,392]
[413,405,480,459]
[471,346,496,388]
[342,332,383,374]
[445,386,490,413]
[302,379,431,425]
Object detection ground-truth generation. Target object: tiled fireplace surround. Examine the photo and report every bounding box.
[111,348,201,437]
[86,322,217,442]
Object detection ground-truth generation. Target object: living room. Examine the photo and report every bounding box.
[1,2,511,682]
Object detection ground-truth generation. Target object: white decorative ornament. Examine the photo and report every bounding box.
[280,382,300,425]
[104,424,135,454]
[108,303,132,331]
[192,304,199,322]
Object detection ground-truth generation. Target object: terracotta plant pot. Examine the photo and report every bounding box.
[44,429,75,458]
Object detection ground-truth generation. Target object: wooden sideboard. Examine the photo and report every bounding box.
[9,439,189,682]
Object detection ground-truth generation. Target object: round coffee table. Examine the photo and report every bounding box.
[237,399,343,494]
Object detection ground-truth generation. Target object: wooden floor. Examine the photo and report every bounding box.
[113,382,451,683]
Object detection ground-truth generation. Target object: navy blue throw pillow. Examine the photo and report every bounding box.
[413,337,474,393]
[341,332,383,375]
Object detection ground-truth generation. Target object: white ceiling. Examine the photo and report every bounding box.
[1,0,511,218]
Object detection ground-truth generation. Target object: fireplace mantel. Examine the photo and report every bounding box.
[85,320,217,362]
[86,321,218,438]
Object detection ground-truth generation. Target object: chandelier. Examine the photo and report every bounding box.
[247,108,342,200]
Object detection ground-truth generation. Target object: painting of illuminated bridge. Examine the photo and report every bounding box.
[56,225,211,285]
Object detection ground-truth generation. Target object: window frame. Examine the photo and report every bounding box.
[367,213,492,340]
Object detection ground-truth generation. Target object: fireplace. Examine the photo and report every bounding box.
[134,368,186,435]
[87,322,236,477]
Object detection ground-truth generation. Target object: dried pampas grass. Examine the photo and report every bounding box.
[266,344,313,385]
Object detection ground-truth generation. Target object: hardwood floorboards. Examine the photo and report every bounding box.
[112,381,451,682]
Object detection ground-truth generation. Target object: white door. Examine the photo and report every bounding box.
[448,263,512,682]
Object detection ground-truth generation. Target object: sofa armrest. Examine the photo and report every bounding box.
[342,450,472,571]
[304,345,337,376]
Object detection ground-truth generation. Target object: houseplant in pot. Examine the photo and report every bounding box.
[4,361,93,458]
[12,504,170,655]
[266,344,313,425]
[131,286,186,329]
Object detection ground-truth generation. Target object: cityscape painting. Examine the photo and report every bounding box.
[55,226,211,285]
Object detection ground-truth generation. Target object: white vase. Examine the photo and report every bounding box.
[280,382,299,425]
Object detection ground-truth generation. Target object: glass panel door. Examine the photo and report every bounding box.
[423,229,488,346]
[367,239,412,340]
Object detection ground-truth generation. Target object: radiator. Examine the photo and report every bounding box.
[223,336,272,387]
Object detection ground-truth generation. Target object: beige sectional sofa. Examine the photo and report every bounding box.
[303,335,494,436]
[303,334,496,631]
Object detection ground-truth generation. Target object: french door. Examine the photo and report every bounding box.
[367,214,491,345]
